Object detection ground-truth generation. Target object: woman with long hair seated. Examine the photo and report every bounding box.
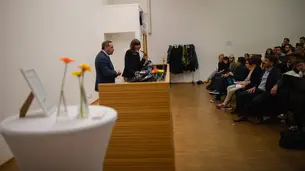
[123,39,148,80]
[207,57,230,92]
[265,48,273,57]
[210,57,249,102]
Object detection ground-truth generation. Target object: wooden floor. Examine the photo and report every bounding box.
[171,84,305,171]
[1,84,305,171]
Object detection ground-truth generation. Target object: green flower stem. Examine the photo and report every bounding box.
[57,64,68,116]
[79,76,84,118]
[62,64,68,112]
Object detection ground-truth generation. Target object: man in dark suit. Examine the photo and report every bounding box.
[234,55,281,123]
[95,40,121,91]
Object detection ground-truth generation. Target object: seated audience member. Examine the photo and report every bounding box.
[284,44,293,55]
[277,57,305,130]
[276,55,298,100]
[272,47,277,55]
[300,37,305,47]
[275,46,285,56]
[288,73,305,131]
[295,43,305,57]
[208,57,230,93]
[229,57,249,81]
[296,57,305,77]
[204,54,224,84]
[282,56,305,78]
[277,56,303,100]
[219,56,230,72]
[281,38,290,52]
[296,43,304,51]
[123,39,148,80]
[276,46,290,74]
[229,54,237,71]
[216,56,262,110]
[211,57,249,103]
[276,55,299,93]
[244,53,250,60]
[277,54,297,74]
[286,55,297,72]
[234,55,281,123]
[265,48,273,57]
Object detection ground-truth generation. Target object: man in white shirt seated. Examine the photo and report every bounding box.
[276,56,305,130]
[296,57,305,77]
[284,56,305,78]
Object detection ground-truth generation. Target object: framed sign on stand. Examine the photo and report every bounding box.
[20,69,56,118]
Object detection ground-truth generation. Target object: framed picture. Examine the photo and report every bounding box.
[20,69,56,116]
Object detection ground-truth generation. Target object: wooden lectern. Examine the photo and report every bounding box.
[98,64,175,171]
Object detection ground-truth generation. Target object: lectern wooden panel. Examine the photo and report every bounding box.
[99,65,175,171]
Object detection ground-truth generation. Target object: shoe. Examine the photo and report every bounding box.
[233,116,248,122]
[221,106,233,111]
[209,91,220,95]
[216,103,224,109]
[288,126,299,131]
[210,98,221,103]
[252,117,263,125]
[277,114,285,119]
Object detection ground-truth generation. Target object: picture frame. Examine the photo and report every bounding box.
[20,69,56,116]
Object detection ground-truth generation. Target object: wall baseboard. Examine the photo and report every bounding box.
[0,99,99,169]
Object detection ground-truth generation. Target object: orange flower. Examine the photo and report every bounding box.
[60,57,74,64]
[152,68,158,74]
[79,64,92,72]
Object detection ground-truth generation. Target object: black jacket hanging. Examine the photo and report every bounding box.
[168,45,184,74]
[183,44,199,72]
[167,44,199,74]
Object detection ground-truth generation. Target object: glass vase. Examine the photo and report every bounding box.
[78,79,89,119]
[57,90,69,120]
[57,63,69,121]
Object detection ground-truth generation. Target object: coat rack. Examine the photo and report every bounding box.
[167,44,199,84]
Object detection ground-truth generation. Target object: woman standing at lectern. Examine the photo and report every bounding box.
[122,39,148,79]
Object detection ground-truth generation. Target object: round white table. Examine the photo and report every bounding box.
[0,105,117,171]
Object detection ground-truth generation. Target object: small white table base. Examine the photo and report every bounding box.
[0,105,117,171]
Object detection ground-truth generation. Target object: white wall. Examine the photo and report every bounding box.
[105,32,136,78]
[0,0,11,165]
[148,0,305,82]
[101,4,142,72]
[110,0,147,12]
[99,0,305,82]
[1,0,102,164]
[102,4,141,38]
[102,0,111,5]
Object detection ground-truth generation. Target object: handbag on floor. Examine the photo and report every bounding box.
[279,130,305,149]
